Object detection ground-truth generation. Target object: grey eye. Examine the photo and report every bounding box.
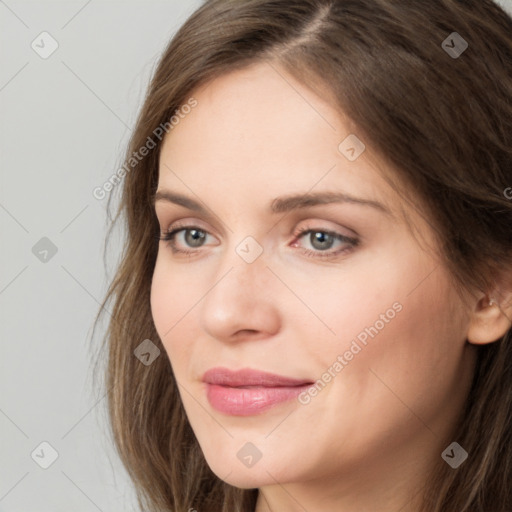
[309,231,335,251]
[184,229,207,247]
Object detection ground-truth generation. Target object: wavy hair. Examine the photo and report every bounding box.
[92,1,512,510]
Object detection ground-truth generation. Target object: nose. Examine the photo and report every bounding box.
[198,246,281,342]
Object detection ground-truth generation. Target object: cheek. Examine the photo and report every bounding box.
[321,265,468,444]
[150,259,170,335]
[150,257,196,364]
[360,261,466,383]
[150,253,199,326]
[304,237,468,416]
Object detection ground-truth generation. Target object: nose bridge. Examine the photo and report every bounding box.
[210,236,270,303]
[198,234,280,338]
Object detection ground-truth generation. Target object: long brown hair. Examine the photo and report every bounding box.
[92,1,512,510]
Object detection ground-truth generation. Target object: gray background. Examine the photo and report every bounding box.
[1,0,511,511]
[0,2,203,511]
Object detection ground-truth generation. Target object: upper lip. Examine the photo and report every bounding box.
[202,367,313,387]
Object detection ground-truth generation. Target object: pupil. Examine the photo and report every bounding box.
[312,232,333,250]
[186,229,206,247]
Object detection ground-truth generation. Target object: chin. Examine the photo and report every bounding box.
[206,459,276,489]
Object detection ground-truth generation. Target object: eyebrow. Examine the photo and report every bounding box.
[152,190,393,217]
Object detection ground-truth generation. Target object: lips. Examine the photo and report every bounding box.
[202,367,313,387]
[202,367,314,416]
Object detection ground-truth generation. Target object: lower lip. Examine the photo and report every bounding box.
[205,383,311,416]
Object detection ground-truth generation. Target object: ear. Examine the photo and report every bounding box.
[466,285,512,345]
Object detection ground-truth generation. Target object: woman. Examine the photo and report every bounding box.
[93,0,512,510]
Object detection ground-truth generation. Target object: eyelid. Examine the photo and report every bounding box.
[156,217,213,242]
[155,208,226,238]
[294,218,358,239]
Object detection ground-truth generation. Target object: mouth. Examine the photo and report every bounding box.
[202,366,313,387]
[202,367,314,416]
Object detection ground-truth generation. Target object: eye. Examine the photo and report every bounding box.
[156,222,213,256]
[155,222,359,260]
[291,226,359,260]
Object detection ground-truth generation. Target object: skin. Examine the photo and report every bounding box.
[150,61,510,512]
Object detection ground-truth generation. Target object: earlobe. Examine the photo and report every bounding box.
[466,294,512,345]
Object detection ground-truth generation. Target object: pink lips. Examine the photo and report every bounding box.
[202,367,313,416]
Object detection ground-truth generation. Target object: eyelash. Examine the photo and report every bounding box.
[155,221,359,260]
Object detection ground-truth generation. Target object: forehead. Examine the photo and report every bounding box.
[158,62,404,222]
[164,63,341,164]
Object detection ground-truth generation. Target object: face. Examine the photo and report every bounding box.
[150,61,477,499]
